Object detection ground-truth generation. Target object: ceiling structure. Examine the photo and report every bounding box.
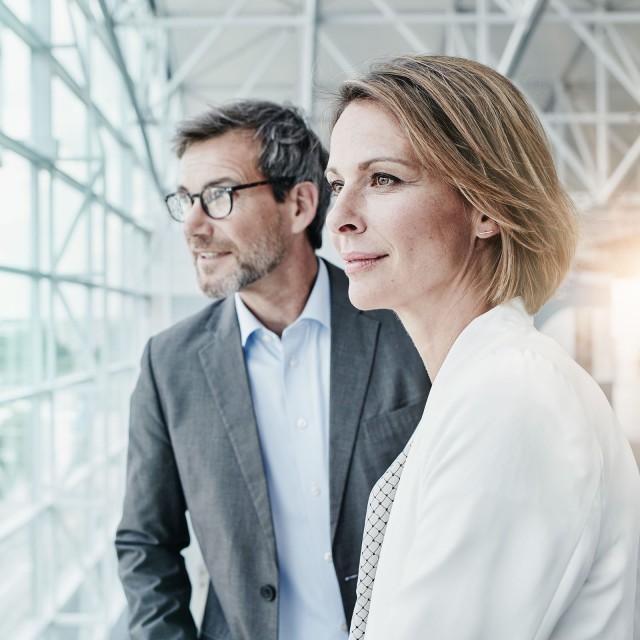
[110,0,640,270]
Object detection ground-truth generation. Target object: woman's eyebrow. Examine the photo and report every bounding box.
[358,157,414,170]
[325,156,415,177]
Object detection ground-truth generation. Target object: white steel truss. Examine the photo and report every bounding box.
[112,0,640,260]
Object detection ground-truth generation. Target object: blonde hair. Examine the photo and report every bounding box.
[332,55,579,314]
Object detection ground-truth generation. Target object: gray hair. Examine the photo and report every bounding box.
[172,100,329,249]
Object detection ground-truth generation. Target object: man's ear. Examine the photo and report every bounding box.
[287,181,318,235]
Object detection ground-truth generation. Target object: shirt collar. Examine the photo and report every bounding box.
[234,258,331,347]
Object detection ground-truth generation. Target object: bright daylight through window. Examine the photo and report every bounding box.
[0,0,166,637]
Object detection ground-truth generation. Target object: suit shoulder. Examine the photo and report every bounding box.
[148,298,226,356]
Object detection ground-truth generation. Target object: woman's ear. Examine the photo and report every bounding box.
[288,181,319,235]
[475,214,500,239]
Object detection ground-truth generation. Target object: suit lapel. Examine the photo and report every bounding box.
[199,298,276,556]
[326,261,380,541]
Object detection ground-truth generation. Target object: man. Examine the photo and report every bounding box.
[115,100,430,640]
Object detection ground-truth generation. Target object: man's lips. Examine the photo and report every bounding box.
[341,252,388,274]
[193,250,232,261]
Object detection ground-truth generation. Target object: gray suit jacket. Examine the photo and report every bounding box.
[116,260,430,640]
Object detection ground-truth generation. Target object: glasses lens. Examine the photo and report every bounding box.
[202,186,231,218]
[167,193,191,220]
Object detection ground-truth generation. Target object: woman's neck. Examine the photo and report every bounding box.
[398,292,491,381]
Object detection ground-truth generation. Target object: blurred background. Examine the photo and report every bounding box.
[1,0,639,638]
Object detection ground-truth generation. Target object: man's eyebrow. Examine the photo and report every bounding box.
[325,156,415,176]
[175,177,235,191]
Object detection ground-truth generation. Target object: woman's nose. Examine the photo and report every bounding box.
[326,189,365,236]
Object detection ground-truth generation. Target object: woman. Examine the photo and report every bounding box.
[326,55,640,640]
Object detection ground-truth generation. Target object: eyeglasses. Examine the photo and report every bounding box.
[164,178,293,221]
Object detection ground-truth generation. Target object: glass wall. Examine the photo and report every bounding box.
[0,0,167,637]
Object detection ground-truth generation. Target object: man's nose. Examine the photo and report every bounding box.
[183,197,212,236]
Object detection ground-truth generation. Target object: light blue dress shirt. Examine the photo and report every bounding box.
[234,259,348,640]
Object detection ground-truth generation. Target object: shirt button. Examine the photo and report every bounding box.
[310,483,321,496]
[323,551,333,563]
[340,622,348,632]
[259,584,277,601]
[296,418,307,429]
[289,357,299,367]
[262,332,272,342]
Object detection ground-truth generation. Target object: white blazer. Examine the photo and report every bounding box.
[365,298,640,640]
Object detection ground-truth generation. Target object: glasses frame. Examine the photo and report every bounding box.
[164,178,293,221]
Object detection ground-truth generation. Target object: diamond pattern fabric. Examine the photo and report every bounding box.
[349,440,412,639]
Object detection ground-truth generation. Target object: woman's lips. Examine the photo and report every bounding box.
[341,252,388,274]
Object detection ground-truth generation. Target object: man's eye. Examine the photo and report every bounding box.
[329,181,343,195]
[202,187,226,204]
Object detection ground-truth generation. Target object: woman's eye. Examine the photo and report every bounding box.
[372,173,397,187]
[329,181,343,195]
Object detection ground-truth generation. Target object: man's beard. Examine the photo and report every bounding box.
[194,224,288,300]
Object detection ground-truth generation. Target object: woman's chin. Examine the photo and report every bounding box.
[347,284,390,312]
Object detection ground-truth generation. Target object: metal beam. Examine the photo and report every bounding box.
[550,0,640,105]
[368,0,429,52]
[318,32,353,74]
[155,0,249,106]
[236,29,291,98]
[97,0,163,194]
[118,11,640,29]
[600,133,640,204]
[498,0,548,76]
[299,0,318,114]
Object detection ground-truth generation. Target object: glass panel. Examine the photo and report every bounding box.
[122,224,139,291]
[0,526,34,639]
[0,272,33,389]
[38,170,53,272]
[90,38,122,127]
[52,179,84,272]
[90,204,105,285]
[0,28,31,140]
[131,165,147,221]
[3,0,31,22]
[55,204,90,277]
[52,76,88,181]
[53,283,91,377]
[53,385,91,483]
[106,292,123,364]
[0,151,32,269]
[51,0,85,85]
[106,213,123,287]
[106,371,133,456]
[0,398,33,514]
[100,128,123,209]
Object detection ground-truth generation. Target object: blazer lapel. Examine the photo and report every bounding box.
[199,298,276,556]
[326,262,380,542]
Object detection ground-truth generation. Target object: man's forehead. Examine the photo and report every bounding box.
[178,132,262,186]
